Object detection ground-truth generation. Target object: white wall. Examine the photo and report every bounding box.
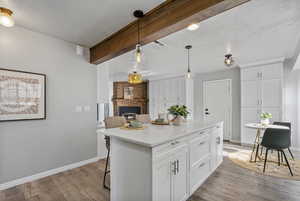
[0,26,97,184]
[284,62,300,150]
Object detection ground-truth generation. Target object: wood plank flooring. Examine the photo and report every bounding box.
[1,145,300,201]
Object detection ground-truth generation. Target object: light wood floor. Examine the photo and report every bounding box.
[1,145,300,201]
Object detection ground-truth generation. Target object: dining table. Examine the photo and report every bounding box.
[244,123,290,162]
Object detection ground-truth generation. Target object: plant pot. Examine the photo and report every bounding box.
[172,116,182,126]
[261,118,270,125]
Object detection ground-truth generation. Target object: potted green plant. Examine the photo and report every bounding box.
[260,112,272,125]
[167,105,189,126]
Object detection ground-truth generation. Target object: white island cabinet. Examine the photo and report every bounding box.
[99,121,223,201]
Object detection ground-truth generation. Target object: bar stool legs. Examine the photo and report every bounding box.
[103,149,110,190]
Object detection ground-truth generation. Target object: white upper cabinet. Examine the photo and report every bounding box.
[241,62,283,109]
[241,67,261,81]
[149,77,187,119]
[262,63,283,80]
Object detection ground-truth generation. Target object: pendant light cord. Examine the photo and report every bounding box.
[188,48,190,72]
[138,19,140,45]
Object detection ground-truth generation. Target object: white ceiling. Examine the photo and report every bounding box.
[105,0,300,79]
[4,0,165,47]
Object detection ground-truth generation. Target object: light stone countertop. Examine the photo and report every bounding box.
[97,120,223,147]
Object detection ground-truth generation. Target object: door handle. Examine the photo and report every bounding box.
[198,162,205,168]
[172,161,177,175]
[176,160,179,174]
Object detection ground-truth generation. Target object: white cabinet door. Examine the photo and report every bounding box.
[216,129,223,167]
[210,127,223,170]
[241,67,261,81]
[242,80,260,108]
[241,108,260,144]
[154,146,188,201]
[262,79,281,108]
[262,63,282,80]
[173,147,189,201]
[154,158,172,201]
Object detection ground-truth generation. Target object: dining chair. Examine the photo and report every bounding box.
[273,122,294,160]
[103,116,126,190]
[259,122,294,161]
[259,127,293,176]
[136,114,151,123]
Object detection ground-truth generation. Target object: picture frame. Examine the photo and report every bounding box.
[124,86,134,99]
[0,68,46,122]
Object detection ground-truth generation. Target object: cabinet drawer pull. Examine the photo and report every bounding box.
[199,131,205,134]
[198,163,205,168]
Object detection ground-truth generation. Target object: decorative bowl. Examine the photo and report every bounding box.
[130,120,143,128]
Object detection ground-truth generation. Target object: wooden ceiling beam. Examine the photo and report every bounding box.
[90,0,250,64]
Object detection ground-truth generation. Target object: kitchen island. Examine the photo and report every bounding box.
[99,121,223,201]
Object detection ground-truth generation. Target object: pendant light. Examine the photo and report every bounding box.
[224,54,234,67]
[185,45,192,79]
[128,10,144,84]
[0,7,14,27]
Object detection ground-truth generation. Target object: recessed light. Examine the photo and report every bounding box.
[187,23,199,31]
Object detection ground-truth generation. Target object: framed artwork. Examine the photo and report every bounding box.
[124,87,134,99]
[0,68,46,122]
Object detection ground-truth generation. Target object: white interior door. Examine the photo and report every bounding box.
[203,79,232,140]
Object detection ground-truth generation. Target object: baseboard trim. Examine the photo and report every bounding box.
[291,147,300,152]
[229,140,241,145]
[0,157,100,191]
